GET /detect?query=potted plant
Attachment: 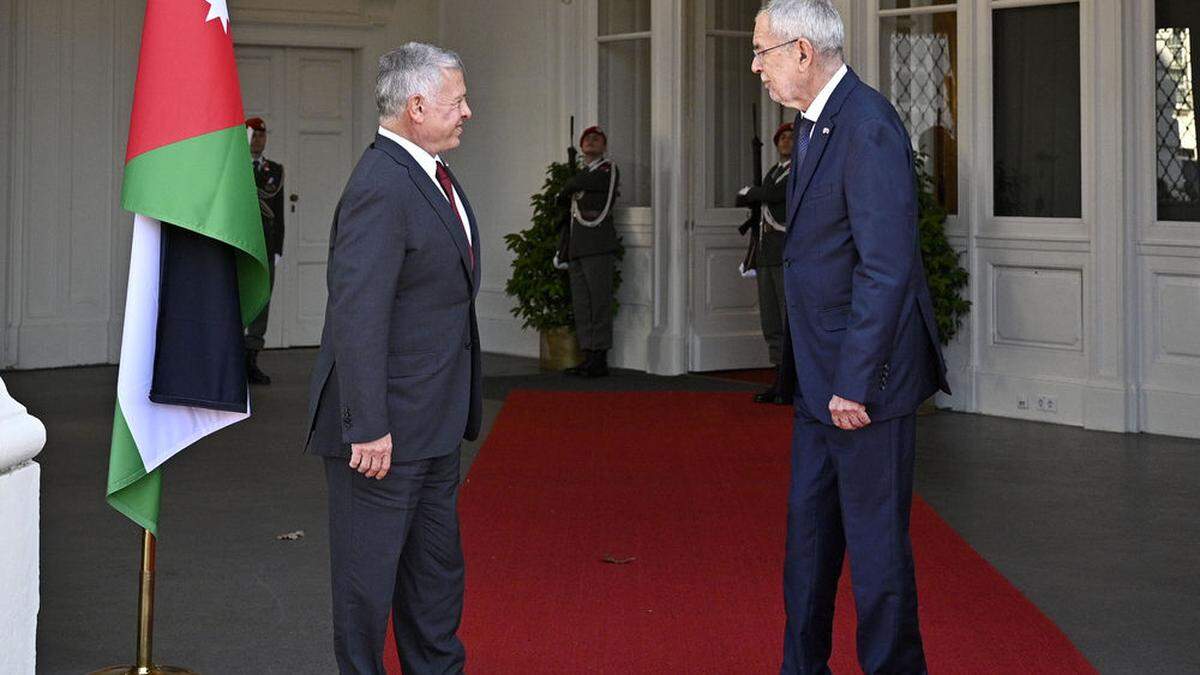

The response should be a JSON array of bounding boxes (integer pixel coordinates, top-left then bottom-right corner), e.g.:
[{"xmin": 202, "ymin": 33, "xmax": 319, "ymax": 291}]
[
  {"xmin": 504, "ymin": 160, "xmax": 581, "ymax": 370},
  {"xmin": 914, "ymin": 153, "xmax": 971, "ymax": 345},
  {"xmin": 914, "ymin": 152, "xmax": 971, "ymax": 412},
  {"xmin": 505, "ymin": 159, "xmax": 625, "ymax": 370}
]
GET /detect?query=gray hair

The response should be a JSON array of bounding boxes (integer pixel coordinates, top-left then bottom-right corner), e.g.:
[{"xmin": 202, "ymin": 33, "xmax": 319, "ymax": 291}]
[
  {"xmin": 376, "ymin": 42, "xmax": 465, "ymax": 121},
  {"xmin": 758, "ymin": 0, "xmax": 844, "ymax": 58}
]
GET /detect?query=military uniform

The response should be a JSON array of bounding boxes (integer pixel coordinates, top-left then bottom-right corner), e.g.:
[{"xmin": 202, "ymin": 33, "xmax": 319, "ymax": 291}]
[
  {"xmin": 245, "ymin": 154, "xmax": 285, "ymax": 359},
  {"xmin": 558, "ymin": 154, "xmax": 620, "ymax": 375},
  {"xmin": 739, "ymin": 157, "xmax": 791, "ymax": 365}
]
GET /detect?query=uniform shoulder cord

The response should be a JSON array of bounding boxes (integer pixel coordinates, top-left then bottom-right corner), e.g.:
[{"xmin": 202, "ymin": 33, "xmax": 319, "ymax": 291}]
[{"xmin": 570, "ymin": 159, "xmax": 618, "ymax": 229}]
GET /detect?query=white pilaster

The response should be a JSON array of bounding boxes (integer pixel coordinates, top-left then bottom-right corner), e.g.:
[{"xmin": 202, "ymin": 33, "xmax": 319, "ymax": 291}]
[{"xmin": 0, "ymin": 376, "xmax": 46, "ymax": 675}]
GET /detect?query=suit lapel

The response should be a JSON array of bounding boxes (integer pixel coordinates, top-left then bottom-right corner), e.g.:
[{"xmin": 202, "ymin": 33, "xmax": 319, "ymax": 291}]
[
  {"xmin": 786, "ymin": 122, "xmax": 834, "ymax": 226},
  {"xmin": 786, "ymin": 68, "xmax": 862, "ymax": 229},
  {"xmin": 372, "ymin": 135, "xmax": 475, "ymax": 286}
]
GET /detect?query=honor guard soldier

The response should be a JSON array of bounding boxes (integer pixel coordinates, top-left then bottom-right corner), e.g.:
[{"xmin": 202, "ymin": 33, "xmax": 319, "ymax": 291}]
[
  {"xmin": 245, "ymin": 116, "xmax": 285, "ymax": 385},
  {"xmin": 558, "ymin": 125, "xmax": 621, "ymax": 378},
  {"xmin": 737, "ymin": 121, "xmax": 794, "ymax": 403}
]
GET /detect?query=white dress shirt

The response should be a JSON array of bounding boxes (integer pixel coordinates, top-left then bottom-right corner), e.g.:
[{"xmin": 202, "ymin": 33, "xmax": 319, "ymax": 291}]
[
  {"xmin": 801, "ymin": 63, "xmax": 849, "ymax": 137},
  {"xmin": 377, "ymin": 126, "xmax": 472, "ymax": 245}
]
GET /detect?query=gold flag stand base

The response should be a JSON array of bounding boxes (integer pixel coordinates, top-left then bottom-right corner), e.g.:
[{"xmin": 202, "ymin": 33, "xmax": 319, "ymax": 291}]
[
  {"xmin": 90, "ymin": 530, "xmax": 198, "ymax": 675},
  {"xmin": 90, "ymin": 662, "xmax": 195, "ymax": 667}
]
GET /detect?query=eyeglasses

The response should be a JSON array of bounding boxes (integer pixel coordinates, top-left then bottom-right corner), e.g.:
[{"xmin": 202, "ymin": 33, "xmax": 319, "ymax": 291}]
[{"xmin": 752, "ymin": 38, "xmax": 798, "ymax": 62}]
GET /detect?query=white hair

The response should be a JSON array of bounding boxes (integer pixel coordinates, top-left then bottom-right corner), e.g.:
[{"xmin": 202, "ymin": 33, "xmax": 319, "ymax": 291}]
[
  {"xmin": 758, "ymin": 0, "xmax": 845, "ymax": 58},
  {"xmin": 376, "ymin": 42, "xmax": 464, "ymax": 121}
]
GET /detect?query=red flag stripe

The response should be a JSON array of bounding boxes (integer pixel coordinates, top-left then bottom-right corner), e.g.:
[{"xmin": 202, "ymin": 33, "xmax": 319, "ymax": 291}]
[{"xmin": 125, "ymin": 0, "xmax": 246, "ymax": 163}]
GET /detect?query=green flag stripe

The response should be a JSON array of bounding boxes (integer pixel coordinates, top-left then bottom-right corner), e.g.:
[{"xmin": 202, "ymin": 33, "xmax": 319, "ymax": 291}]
[
  {"xmin": 106, "ymin": 403, "xmax": 162, "ymax": 535},
  {"xmin": 122, "ymin": 124, "xmax": 270, "ymax": 326}
]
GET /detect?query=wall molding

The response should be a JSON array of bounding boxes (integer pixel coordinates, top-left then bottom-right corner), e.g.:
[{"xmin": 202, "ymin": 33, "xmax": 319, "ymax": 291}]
[
  {"xmin": 230, "ymin": 1, "xmax": 395, "ymax": 29},
  {"xmin": 0, "ymin": 0, "xmax": 13, "ymax": 366}
]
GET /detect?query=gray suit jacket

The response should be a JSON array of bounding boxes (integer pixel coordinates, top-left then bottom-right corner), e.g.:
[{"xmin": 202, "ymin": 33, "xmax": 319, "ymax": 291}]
[{"xmin": 305, "ymin": 134, "xmax": 482, "ymax": 462}]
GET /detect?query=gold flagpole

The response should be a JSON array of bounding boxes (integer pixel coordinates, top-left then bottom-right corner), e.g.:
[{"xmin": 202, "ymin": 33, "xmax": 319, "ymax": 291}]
[{"xmin": 91, "ymin": 530, "xmax": 196, "ymax": 675}]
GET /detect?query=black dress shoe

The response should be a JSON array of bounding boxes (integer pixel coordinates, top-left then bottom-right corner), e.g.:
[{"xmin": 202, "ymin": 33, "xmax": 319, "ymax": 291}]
[
  {"xmin": 753, "ymin": 387, "xmax": 778, "ymax": 404},
  {"xmin": 583, "ymin": 350, "xmax": 609, "ymax": 378},
  {"xmin": 564, "ymin": 350, "xmax": 592, "ymax": 376},
  {"xmin": 246, "ymin": 352, "xmax": 271, "ymax": 385}
]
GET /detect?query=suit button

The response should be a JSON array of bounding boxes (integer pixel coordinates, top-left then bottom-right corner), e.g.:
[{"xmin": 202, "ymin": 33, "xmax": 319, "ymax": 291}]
[{"xmin": 784, "ymin": 259, "xmax": 792, "ymax": 268}]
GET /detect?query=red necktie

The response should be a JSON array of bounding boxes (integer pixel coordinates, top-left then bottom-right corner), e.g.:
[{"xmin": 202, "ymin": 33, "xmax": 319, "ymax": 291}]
[{"xmin": 435, "ymin": 161, "xmax": 473, "ymax": 269}]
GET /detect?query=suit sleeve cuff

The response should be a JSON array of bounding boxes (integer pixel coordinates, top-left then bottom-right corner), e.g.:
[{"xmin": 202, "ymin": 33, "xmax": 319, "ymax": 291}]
[
  {"xmin": 338, "ymin": 405, "xmax": 389, "ymax": 445},
  {"xmin": 832, "ymin": 373, "xmax": 872, "ymax": 407}
]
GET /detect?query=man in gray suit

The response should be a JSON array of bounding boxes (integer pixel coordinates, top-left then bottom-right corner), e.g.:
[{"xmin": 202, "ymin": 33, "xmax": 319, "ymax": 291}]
[{"xmin": 305, "ymin": 43, "xmax": 480, "ymax": 675}]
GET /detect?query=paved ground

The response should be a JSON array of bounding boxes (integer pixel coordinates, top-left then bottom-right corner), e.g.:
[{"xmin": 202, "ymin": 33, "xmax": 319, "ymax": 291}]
[{"xmin": 6, "ymin": 348, "xmax": 1198, "ymax": 673}]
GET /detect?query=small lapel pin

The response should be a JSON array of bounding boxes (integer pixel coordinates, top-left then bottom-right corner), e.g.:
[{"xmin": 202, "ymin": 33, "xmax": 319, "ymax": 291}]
[{"xmin": 822, "ymin": 127, "xmax": 831, "ymax": 135}]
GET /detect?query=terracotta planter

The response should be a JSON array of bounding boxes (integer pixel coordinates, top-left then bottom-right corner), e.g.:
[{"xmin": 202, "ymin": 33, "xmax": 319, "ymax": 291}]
[
  {"xmin": 917, "ymin": 396, "xmax": 938, "ymax": 416},
  {"xmin": 539, "ymin": 326, "xmax": 582, "ymax": 371}
]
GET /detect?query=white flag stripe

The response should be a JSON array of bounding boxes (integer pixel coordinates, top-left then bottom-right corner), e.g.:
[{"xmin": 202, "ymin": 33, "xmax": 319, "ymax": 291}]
[{"xmin": 116, "ymin": 213, "xmax": 249, "ymax": 473}]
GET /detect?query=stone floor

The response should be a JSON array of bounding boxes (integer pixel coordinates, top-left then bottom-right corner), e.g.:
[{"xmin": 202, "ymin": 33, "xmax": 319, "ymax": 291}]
[{"xmin": 5, "ymin": 348, "xmax": 1197, "ymax": 674}]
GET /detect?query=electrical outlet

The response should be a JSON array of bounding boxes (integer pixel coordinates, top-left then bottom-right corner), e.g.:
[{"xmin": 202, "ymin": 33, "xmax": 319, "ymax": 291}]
[
  {"xmin": 1036, "ymin": 396, "xmax": 1046, "ymax": 411},
  {"xmin": 1044, "ymin": 397, "xmax": 1057, "ymax": 413},
  {"xmin": 1017, "ymin": 396, "xmax": 1028, "ymax": 410}
]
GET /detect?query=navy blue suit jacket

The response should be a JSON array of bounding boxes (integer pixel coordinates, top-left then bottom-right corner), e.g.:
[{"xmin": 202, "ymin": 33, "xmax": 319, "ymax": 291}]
[
  {"xmin": 784, "ymin": 68, "xmax": 949, "ymax": 426},
  {"xmin": 305, "ymin": 134, "xmax": 483, "ymax": 462}
]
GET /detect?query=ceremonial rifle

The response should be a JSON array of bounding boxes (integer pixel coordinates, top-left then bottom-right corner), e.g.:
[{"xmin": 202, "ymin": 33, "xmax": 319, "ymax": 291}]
[
  {"xmin": 738, "ymin": 105, "xmax": 764, "ymax": 236},
  {"xmin": 738, "ymin": 105, "xmax": 763, "ymax": 273}
]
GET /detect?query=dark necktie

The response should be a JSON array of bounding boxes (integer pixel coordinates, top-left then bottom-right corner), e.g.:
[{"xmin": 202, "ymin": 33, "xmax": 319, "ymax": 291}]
[
  {"xmin": 435, "ymin": 161, "xmax": 473, "ymax": 269},
  {"xmin": 793, "ymin": 117, "xmax": 816, "ymax": 170}
]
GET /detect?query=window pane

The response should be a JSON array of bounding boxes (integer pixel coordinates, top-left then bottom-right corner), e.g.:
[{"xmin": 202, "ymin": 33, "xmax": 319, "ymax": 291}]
[
  {"xmin": 599, "ymin": 39, "xmax": 652, "ymax": 207},
  {"xmin": 708, "ymin": 35, "xmax": 761, "ymax": 208},
  {"xmin": 992, "ymin": 4, "xmax": 1081, "ymax": 218},
  {"xmin": 880, "ymin": 1, "xmax": 955, "ymax": 9},
  {"xmin": 880, "ymin": 11, "xmax": 958, "ymax": 213},
  {"xmin": 598, "ymin": 0, "xmax": 651, "ymax": 36},
  {"xmin": 707, "ymin": 0, "xmax": 758, "ymax": 32},
  {"xmin": 1156, "ymin": 0, "xmax": 1200, "ymax": 221}
]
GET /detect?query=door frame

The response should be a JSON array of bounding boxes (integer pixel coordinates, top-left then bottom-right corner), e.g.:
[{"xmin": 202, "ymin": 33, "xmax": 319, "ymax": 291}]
[
  {"xmin": 685, "ymin": 0, "xmax": 786, "ymax": 372},
  {"xmin": 233, "ymin": 23, "xmax": 367, "ymax": 349},
  {"xmin": 859, "ymin": 0, "xmax": 1133, "ymax": 430},
  {"xmin": 1130, "ymin": 0, "xmax": 1200, "ymax": 437}
]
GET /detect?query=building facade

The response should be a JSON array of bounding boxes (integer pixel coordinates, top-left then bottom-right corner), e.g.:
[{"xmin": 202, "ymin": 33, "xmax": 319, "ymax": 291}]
[{"xmin": 1, "ymin": 0, "xmax": 1196, "ymax": 437}]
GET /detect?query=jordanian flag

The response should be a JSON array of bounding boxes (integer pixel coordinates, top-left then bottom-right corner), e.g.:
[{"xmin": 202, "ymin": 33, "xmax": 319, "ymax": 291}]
[{"xmin": 107, "ymin": 0, "xmax": 269, "ymax": 534}]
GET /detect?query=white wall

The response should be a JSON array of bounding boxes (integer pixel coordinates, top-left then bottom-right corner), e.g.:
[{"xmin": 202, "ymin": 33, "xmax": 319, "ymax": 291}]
[
  {"xmin": 0, "ymin": 0, "xmax": 440, "ymax": 369},
  {"xmin": 1, "ymin": 0, "xmax": 12, "ymax": 364},
  {"xmin": 437, "ymin": 0, "xmax": 565, "ymax": 358},
  {"xmin": 3, "ymin": 0, "xmax": 131, "ymax": 368}
]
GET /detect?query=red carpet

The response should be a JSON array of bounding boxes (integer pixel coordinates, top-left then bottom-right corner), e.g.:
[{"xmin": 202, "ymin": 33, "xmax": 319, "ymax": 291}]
[{"xmin": 386, "ymin": 391, "xmax": 1095, "ymax": 673}]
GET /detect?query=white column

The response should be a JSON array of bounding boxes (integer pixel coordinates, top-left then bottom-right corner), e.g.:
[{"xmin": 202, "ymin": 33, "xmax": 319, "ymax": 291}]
[
  {"xmin": 645, "ymin": 0, "xmax": 688, "ymax": 375},
  {"xmin": 0, "ymin": 376, "xmax": 46, "ymax": 675}
]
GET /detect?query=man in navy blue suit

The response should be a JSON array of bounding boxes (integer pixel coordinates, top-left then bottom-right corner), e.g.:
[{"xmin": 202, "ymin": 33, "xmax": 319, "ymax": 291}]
[{"xmin": 752, "ymin": 2, "xmax": 950, "ymax": 673}]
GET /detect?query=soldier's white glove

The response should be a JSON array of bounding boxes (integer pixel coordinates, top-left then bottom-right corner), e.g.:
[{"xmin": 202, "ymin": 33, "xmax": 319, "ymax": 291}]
[
  {"xmin": 739, "ymin": 262, "xmax": 756, "ymax": 279},
  {"xmin": 553, "ymin": 253, "xmax": 569, "ymax": 270}
]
